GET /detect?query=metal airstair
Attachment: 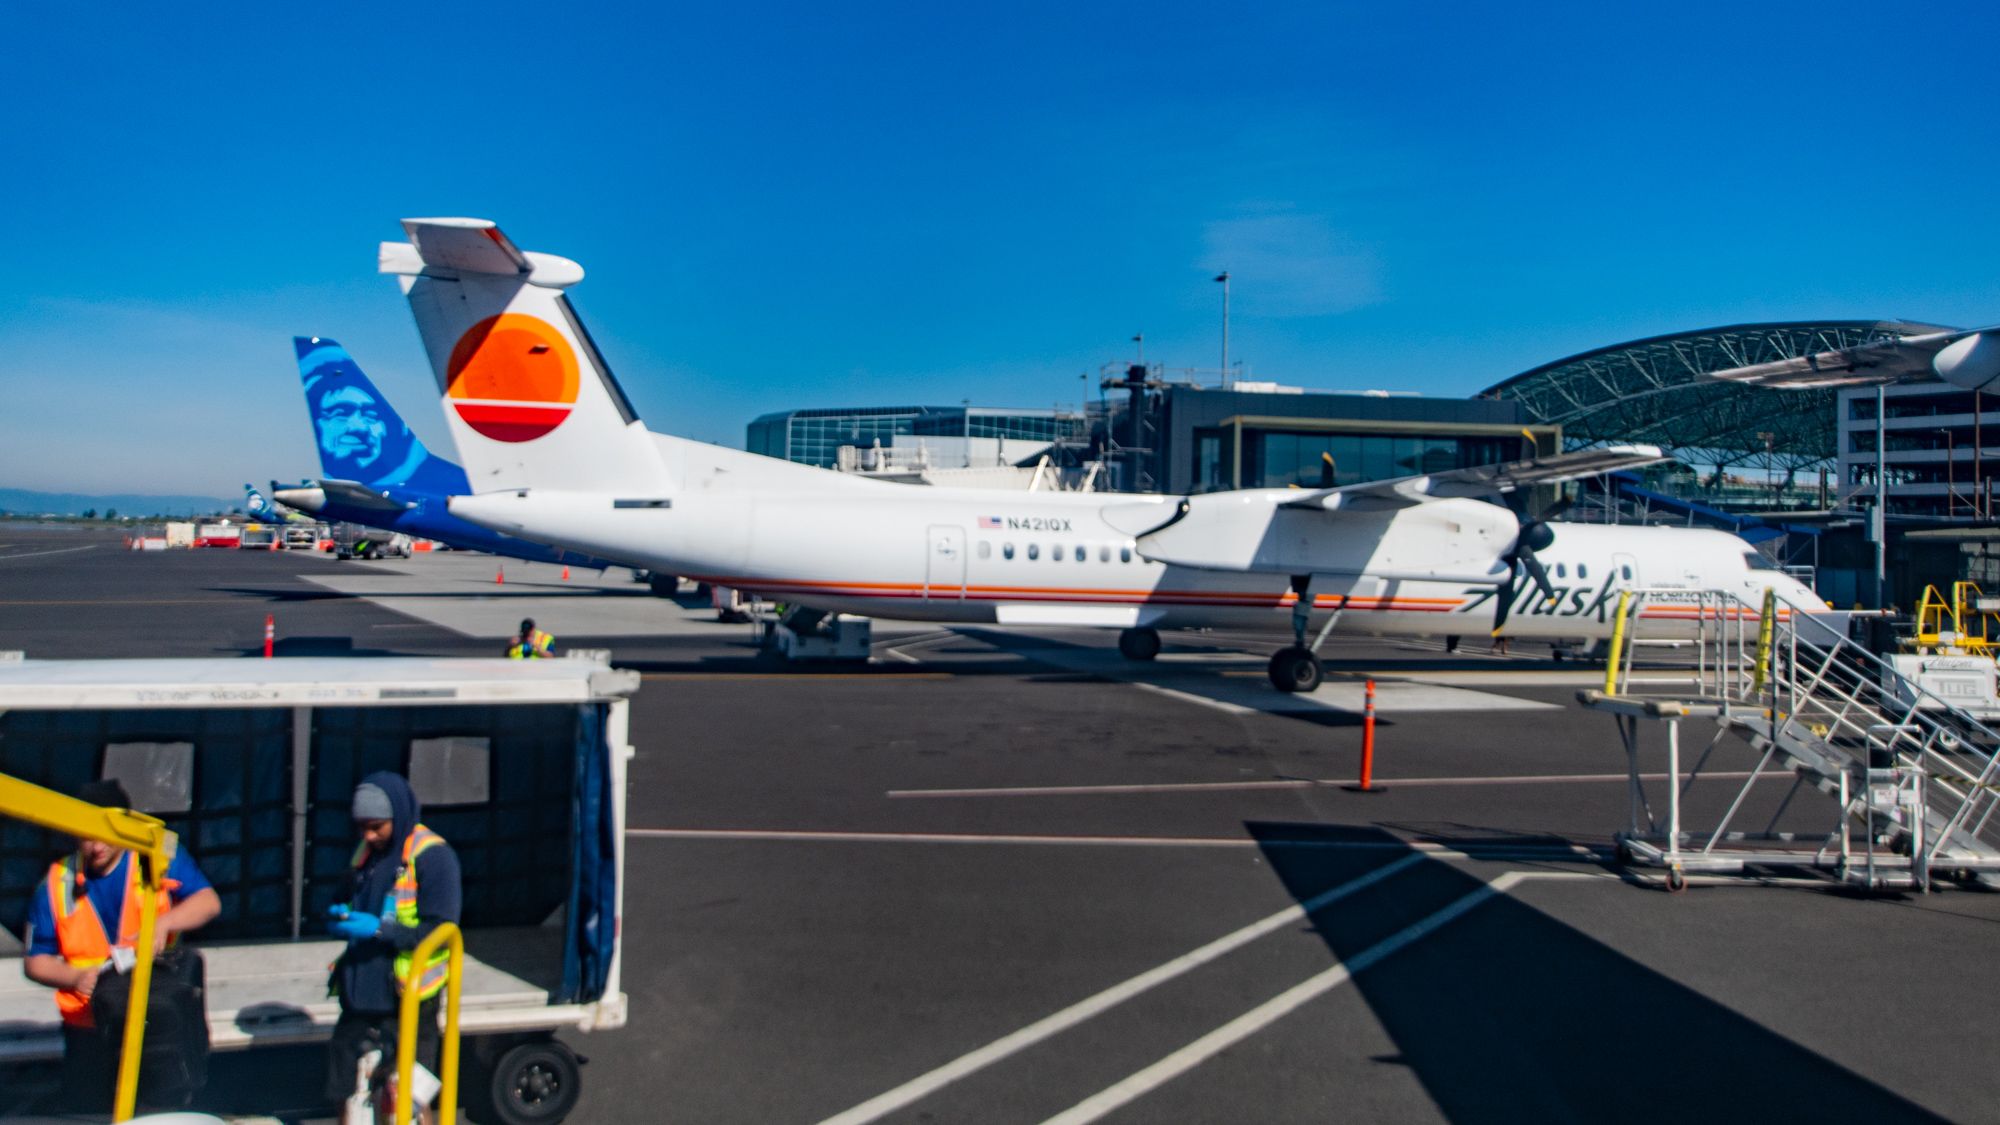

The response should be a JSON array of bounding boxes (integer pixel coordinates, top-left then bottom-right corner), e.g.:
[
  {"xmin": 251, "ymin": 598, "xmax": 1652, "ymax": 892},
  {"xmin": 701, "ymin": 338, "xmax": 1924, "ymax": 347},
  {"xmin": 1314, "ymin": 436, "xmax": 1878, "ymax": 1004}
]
[{"xmin": 1580, "ymin": 588, "xmax": 2000, "ymax": 891}]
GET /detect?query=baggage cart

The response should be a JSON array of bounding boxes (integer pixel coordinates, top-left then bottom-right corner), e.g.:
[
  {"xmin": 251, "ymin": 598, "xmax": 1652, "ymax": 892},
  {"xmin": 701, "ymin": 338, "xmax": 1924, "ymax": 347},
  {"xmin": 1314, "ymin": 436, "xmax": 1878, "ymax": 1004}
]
[{"xmin": 0, "ymin": 657, "xmax": 637, "ymax": 1124}]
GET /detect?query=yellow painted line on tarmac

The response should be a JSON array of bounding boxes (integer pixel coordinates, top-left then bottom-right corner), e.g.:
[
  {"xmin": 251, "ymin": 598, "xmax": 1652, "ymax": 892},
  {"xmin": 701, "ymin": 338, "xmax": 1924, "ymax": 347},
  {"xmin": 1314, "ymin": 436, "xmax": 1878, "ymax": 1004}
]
[{"xmin": 638, "ymin": 671, "xmax": 954, "ymax": 681}]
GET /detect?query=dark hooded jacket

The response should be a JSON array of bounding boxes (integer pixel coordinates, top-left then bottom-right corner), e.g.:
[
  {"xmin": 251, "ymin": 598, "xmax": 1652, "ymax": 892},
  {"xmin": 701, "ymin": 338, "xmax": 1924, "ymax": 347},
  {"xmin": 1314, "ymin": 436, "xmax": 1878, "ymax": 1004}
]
[{"xmin": 333, "ymin": 771, "xmax": 463, "ymax": 1014}]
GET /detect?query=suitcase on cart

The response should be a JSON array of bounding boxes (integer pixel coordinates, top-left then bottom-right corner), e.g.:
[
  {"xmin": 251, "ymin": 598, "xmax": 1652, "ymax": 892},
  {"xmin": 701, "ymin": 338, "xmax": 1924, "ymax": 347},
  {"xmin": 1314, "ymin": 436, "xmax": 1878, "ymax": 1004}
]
[{"xmin": 91, "ymin": 945, "xmax": 210, "ymax": 1108}]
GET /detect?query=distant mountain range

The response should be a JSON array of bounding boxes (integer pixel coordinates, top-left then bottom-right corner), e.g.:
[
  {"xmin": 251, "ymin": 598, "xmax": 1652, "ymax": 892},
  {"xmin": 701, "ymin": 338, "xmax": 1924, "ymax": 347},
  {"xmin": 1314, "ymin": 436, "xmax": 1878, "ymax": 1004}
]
[{"xmin": 0, "ymin": 488, "xmax": 237, "ymax": 518}]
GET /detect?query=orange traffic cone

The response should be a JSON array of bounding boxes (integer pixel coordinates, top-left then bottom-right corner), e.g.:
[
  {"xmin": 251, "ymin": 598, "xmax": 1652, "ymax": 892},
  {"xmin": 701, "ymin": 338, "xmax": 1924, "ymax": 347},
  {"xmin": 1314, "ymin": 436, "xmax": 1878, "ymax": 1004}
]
[{"xmin": 561, "ymin": 566, "xmax": 570, "ymax": 581}]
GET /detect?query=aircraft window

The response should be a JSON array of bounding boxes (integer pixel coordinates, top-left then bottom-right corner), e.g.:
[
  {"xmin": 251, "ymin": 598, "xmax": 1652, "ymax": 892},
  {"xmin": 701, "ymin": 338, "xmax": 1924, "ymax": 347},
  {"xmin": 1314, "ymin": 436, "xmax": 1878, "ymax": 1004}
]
[
  {"xmin": 1555, "ymin": 563, "xmax": 1567, "ymax": 579},
  {"xmin": 1028, "ymin": 544, "xmax": 1040, "ymax": 560},
  {"xmin": 1578, "ymin": 563, "xmax": 1588, "ymax": 579},
  {"xmin": 1003, "ymin": 543, "xmax": 1015, "ymax": 560},
  {"xmin": 1621, "ymin": 565, "xmax": 1633, "ymax": 580},
  {"xmin": 1744, "ymin": 551, "xmax": 1779, "ymax": 571},
  {"xmin": 1120, "ymin": 546, "xmax": 1132, "ymax": 563},
  {"xmin": 1053, "ymin": 543, "xmax": 1063, "ymax": 563},
  {"xmin": 1099, "ymin": 545, "xmax": 1110, "ymax": 562},
  {"xmin": 1074, "ymin": 545, "xmax": 1086, "ymax": 562}
]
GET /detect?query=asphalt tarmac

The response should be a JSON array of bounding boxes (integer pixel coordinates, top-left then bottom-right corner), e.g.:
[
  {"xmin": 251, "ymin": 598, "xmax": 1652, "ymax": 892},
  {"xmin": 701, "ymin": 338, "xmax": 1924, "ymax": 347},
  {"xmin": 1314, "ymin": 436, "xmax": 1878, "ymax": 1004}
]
[{"xmin": 3, "ymin": 525, "xmax": 1997, "ymax": 1123}]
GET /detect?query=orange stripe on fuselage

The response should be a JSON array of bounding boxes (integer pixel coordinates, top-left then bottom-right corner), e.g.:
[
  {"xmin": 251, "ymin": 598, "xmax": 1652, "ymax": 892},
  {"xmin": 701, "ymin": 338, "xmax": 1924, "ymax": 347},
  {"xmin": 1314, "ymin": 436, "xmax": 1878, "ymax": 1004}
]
[{"xmin": 682, "ymin": 574, "xmax": 1468, "ymax": 611}]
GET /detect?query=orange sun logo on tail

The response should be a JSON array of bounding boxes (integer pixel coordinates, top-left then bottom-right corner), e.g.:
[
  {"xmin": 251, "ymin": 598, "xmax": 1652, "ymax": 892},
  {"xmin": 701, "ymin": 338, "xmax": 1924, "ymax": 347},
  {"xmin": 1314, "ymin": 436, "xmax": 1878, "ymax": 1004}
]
[{"xmin": 445, "ymin": 314, "xmax": 581, "ymax": 442}]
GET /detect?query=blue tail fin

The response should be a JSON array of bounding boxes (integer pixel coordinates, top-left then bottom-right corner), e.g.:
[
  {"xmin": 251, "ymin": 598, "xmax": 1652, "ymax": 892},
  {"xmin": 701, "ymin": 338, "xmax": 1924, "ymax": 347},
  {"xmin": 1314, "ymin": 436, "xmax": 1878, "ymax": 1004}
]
[
  {"xmin": 244, "ymin": 483, "xmax": 275, "ymax": 520},
  {"xmin": 294, "ymin": 337, "xmax": 467, "ymax": 494}
]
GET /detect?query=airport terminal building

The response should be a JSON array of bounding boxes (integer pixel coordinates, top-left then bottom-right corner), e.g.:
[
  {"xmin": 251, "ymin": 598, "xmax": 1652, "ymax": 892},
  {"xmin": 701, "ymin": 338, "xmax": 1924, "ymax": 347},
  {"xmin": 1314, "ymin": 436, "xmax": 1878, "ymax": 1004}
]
[
  {"xmin": 1089, "ymin": 376, "xmax": 1552, "ymax": 494},
  {"xmin": 746, "ymin": 405, "xmax": 1081, "ymax": 468}
]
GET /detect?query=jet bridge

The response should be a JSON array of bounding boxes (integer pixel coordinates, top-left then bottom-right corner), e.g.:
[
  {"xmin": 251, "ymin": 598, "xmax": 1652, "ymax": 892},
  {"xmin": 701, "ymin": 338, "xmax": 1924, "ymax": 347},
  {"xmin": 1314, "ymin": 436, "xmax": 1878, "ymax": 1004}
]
[{"xmin": 1580, "ymin": 590, "xmax": 2000, "ymax": 892}]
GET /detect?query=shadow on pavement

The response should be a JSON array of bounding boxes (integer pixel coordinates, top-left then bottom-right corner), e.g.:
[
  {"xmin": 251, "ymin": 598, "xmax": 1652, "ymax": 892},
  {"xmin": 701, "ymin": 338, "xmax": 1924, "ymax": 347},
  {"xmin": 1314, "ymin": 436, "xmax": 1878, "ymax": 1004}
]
[{"xmin": 1246, "ymin": 821, "xmax": 1945, "ymax": 1123}]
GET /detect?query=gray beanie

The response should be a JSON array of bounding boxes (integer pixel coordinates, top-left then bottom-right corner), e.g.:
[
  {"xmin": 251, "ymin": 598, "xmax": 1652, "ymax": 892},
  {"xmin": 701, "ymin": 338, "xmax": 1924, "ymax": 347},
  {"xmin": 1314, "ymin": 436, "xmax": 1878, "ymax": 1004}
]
[{"xmin": 351, "ymin": 782, "xmax": 393, "ymax": 822}]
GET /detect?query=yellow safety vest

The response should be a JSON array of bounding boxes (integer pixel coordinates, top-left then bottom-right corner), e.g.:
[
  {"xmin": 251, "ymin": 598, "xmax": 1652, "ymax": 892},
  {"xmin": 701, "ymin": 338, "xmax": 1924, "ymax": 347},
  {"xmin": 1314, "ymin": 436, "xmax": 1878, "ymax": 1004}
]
[
  {"xmin": 507, "ymin": 629, "xmax": 555, "ymax": 659},
  {"xmin": 350, "ymin": 825, "xmax": 452, "ymax": 1000}
]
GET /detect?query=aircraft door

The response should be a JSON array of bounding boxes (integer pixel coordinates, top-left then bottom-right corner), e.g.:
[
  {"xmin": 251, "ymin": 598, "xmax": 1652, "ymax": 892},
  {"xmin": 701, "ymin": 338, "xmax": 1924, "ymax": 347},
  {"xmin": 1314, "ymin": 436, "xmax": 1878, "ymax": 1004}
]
[
  {"xmin": 926, "ymin": 525, "xmax": 967, "ymax": 600},
  {"xmin": 1611, "ymin": 552, "xmax": 1640, "ymax": 589}
]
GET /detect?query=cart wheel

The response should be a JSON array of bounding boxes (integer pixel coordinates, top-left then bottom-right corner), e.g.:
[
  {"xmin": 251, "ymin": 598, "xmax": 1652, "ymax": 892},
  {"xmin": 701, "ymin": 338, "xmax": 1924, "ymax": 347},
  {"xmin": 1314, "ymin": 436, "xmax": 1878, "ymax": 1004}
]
[
  {"xmin": 486, "ymin": 1038, "xmax": 583, "ymax": 1124},
  {"xmin": 1665, "ymin": 868, "xmax": 1688, "ymax": 894}
]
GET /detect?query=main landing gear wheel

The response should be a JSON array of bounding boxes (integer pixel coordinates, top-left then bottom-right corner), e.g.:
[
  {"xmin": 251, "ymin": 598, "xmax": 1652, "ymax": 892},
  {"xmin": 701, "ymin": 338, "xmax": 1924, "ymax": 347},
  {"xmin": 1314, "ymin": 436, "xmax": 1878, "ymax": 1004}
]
[
  {"xmin": 1118, "ymin": 627, "xmax": 1162, "ymax": 661},
  {"xmin": 1268, "ymin": 646, "xmax": 1323, "ymax": 693}
]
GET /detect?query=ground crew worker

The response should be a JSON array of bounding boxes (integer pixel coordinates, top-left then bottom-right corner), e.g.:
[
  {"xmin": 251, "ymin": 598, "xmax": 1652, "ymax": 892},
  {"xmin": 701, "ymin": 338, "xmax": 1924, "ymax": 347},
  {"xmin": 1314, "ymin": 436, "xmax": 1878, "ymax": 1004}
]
[
  {"xmin": 21, "ymin": 779, "xmax": 221, "ymax": 1111},
  {"xmin": 325, "ymin": 772, "xmax": 462, "ymax": 1121},
  {"xmin": 506, "ymin": 617, "xmax": 555, "ymax": 659}
]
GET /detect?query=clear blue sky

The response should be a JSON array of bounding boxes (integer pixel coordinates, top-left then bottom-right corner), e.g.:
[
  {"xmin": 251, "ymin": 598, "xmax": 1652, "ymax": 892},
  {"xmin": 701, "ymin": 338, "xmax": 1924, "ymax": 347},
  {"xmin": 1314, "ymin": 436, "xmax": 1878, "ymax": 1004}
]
[{"xmin": 6, "ymin": 1, "xmax": 2000, "ymax": 495}]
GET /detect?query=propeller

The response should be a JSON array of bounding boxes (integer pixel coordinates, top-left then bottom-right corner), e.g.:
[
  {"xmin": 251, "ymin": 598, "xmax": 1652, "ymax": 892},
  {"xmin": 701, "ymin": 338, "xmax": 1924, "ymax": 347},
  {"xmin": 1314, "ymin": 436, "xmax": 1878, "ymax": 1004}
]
[
  {"xmin": 1491, "ymin": 495, "xmax": 1571, "ymax": 636},
  {"xmin": 1319, "ymin": 452, "xmax": 1336, "ymax": 489}
]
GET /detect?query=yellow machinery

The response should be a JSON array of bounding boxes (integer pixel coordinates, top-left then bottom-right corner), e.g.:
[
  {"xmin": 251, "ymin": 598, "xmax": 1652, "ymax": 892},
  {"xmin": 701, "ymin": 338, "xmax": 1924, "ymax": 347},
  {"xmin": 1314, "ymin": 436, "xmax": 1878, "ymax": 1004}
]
[
  {"xmin": 395, "ymin": 923, "xmax": 466, "ymax": 1125},
  {"xmin": 0, "ymin": 773, "xmax": 176, "ymax": 1122},
  {"xmin": 1914, "ymin": 581, "xmax": 2000, "ymax": 655}
]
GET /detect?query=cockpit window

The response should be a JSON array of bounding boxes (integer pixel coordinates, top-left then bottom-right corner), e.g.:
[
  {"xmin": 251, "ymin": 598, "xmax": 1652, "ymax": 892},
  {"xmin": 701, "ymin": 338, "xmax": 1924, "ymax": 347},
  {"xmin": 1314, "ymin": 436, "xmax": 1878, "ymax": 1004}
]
[{"xmin": 1743, "ymin": 551, "xmax": 1779, "ymax": 571}]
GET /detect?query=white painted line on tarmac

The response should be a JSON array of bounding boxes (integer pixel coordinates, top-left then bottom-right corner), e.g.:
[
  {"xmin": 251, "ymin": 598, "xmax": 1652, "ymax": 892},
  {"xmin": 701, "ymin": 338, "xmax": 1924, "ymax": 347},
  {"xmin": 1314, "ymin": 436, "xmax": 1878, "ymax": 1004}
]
[
  {"xmin": 0, "ymin": 545, "xmax": 97, "ymax": 561},
  {"xmin": 888, "ymin": 770, "xmax": 1766, "ymax": 799},
  {"xmin": 626, "ymin": 826, "xmax": 1596, "ymax": 861},
  {"xmin": 814, "ymin": 852, "xmax": 1431, "ymax": 1125},
  {"xmin": 1129, "ymin": 681, "xmax": 1256, "ymax": 715},
  {"xmin": 1037, "ymin": 870, "xmax": 1608, "ymax": 1125}
]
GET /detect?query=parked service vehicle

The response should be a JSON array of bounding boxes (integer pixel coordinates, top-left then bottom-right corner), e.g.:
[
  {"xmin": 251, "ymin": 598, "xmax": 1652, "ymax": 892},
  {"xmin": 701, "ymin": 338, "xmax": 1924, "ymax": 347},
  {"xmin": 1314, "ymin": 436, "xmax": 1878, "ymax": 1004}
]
[
  {"xmin": 0, "ymin": 657, "xmax": 636, "ymax": 1125},
  {"xmin": 334, "ymin": 527, "xmax": 412, "ymax": 560}
]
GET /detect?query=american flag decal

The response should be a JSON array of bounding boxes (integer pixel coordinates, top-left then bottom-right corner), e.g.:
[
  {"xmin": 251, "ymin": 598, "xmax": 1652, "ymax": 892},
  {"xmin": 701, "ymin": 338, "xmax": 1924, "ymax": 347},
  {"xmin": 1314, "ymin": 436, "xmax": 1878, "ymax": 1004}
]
[{"xmin": 978, "ymin": 516, "xmax": 1003, "ymax": 529}]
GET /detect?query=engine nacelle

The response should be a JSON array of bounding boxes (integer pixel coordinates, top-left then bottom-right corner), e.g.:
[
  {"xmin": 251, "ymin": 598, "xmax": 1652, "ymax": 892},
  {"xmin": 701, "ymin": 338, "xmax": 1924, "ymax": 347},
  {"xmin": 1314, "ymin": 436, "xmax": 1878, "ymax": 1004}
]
[{"xmin": 1935, "ymin": 331, "xmax": 2000, "ymax": 392}]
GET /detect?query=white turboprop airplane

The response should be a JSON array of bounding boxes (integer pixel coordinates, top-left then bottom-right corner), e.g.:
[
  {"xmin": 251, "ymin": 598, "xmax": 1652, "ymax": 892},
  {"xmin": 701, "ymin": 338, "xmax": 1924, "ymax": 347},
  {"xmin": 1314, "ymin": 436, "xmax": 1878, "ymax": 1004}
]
[{"xmin": 375, "ymin": 217, "xmax": 1829, "ymax": 692}]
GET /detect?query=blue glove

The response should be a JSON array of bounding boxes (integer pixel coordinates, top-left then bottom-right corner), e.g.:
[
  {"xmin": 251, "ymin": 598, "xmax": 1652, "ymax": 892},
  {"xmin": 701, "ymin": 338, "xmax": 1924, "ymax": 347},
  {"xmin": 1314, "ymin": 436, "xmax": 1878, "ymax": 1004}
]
[{"xmin": 328, "ymin": 912, "xmax": 380, "ymax": 941}]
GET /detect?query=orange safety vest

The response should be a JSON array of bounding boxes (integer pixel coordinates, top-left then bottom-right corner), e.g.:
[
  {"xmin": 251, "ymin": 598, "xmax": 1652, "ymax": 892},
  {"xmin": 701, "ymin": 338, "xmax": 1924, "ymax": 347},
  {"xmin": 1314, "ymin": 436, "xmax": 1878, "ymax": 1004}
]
[
  {"xmin": 44, "ymin": 853, "xmax": 179, "ymax": 1028},
  {"xmin": 349, "ymin": 824, "xmax": 452, "ymax": 1000}
]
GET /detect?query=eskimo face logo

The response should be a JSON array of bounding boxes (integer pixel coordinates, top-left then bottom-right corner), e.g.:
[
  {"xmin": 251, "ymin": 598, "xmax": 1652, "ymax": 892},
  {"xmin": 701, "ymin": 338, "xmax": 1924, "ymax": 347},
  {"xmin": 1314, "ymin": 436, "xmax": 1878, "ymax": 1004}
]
[{"xmin": 445, "ymin": 314, "xmax": 581, "ymax": 442}]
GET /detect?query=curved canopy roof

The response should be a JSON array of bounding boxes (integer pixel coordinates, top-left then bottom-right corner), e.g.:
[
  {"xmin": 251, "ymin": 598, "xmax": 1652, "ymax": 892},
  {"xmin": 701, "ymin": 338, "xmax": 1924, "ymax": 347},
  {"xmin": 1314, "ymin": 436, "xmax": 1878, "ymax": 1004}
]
[{"xmin": 1481, "ymin": 321, "xmax": 1951, "ymax": 470}]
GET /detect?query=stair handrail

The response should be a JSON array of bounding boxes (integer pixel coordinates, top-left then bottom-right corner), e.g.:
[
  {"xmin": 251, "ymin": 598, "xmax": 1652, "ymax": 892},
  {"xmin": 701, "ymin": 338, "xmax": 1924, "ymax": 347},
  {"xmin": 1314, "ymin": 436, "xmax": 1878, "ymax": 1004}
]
[{"xmin": 1607, "ymin": 587, "xmax": 2000, "ymax": 871}]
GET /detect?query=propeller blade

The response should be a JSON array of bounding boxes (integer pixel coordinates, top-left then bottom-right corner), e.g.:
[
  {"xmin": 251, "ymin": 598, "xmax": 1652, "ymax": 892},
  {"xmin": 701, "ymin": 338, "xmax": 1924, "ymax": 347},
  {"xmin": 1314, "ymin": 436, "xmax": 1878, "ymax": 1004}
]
[
  {"xmin": 1535, "ymin": 495, "xmax": 1574, "ymax": 523},
  {"xmin": 1520, "ymin": 552, "xmax": 1556, "ymax": 604},
  {"xmin": 1319, "ymin": 452, "xmax": 1335, "ymax": 489},
  {"xmin": 1491, "ymin": 565, "xmax": 1518, "ymax": 635}
]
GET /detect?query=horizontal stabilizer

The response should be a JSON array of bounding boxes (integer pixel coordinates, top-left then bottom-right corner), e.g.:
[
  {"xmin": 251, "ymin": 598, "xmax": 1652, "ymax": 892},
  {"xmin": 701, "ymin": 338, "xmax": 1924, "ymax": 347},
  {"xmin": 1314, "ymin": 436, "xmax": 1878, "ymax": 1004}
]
[
  {"xmin": 273, "ymin": 479, "xmax": 411, "ymax": 515},
  {"xmin": 1279, "ymin": 444, "xmax": 1668, "ymax": 511},
  {"xmin": 380, "ymin": 218, "xmax": 585, "ymax": 289}
]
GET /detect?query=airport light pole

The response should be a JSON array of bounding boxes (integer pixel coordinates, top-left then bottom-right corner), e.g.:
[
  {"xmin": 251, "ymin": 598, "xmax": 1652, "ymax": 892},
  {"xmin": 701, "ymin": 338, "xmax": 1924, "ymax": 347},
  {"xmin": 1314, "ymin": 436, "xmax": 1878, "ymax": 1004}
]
[
  {"xmin": 1938, "ymin": 427, "xmax": 1958, "ymax": 518},
  {"xmin": 1875, "ymin": 385, "xmax": 1887, "ymax": 605},
  {"xmin": 1214, "ymin": 271, "xmax": 1230, "ymax": 387}
]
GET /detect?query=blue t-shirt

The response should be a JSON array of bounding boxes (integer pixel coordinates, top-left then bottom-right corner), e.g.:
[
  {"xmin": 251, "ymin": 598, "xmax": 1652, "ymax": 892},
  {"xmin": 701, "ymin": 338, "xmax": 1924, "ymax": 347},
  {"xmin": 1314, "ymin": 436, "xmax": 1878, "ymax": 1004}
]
[{"xmin": 24, "ymin": 849, "xmax": 212, "ymax": 958}]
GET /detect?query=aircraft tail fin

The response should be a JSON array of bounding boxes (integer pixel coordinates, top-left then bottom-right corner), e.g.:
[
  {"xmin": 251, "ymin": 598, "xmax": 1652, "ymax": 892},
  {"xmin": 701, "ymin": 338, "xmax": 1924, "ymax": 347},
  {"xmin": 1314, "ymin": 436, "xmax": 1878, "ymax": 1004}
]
[
  {"xmin": 380, "ymin": 218, "xmax": 667, "ymax": 494},
  {"xmin": 294, "ymin": 337, "xmax": 467, "ymax": 495},
  {"xmin": 244, "ymin": 483, "xmax": 276, "ymax": 520}
]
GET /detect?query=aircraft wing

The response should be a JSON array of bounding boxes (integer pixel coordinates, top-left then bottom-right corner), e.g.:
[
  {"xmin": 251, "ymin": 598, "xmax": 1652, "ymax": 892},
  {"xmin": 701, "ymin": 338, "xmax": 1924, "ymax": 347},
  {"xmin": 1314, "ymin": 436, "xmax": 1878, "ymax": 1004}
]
[
  {"xmin": 1276, "ymin": 444, "xmax": 1669, "ymax": 512},
  {"xmin": 1702, "ymin": 325, "xmax": 1997, "ymax": 390}
]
